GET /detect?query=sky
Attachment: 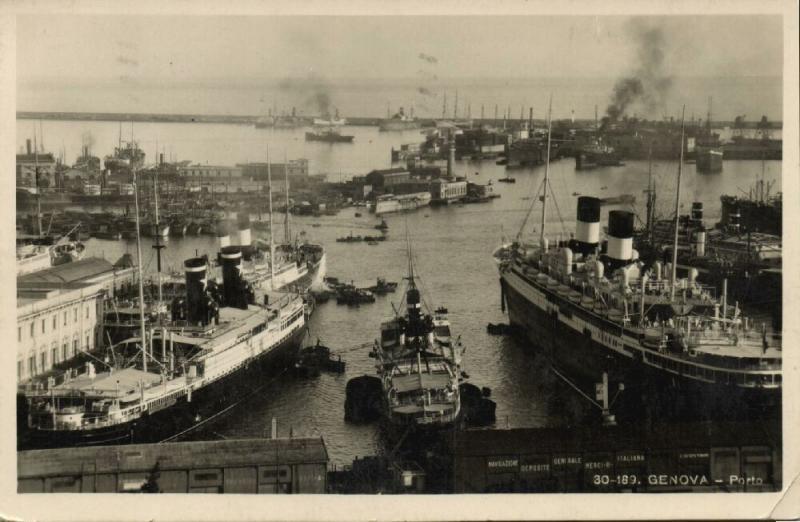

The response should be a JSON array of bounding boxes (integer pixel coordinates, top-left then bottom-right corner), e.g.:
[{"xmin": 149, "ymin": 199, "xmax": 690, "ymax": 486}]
[{"xmin": 17, "ymin": 15, "xmax": 783, "ymax": 86}]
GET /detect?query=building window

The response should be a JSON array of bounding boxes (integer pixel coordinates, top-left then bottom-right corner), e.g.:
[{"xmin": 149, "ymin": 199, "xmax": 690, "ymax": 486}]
[
  {"xmin": 17, "ymin": 361, "xmax": 23, "ymax": 380},
  {"xmin": 64, "ymin": 311, "xmax": 67, "ymax": 326},
  {"xmin": 18, "ymin": 326, "xmax": 21, "ymax": 342},
  {"xmin": 30, "ymin": 322, "xmax": 35, "ymax": 338},
  {"xmin": 86, "ymin": 306, "xmax": 89, "ymax": 319},
  {"xmin": 63, "ymin": 342, "xmax": 68, "ymax": 361},
  {"xmin": 40, "ymin": 351, "xmax": 47, "ymax": 371},
  {"xmin": 53, "ymin": 315, "xmax": 57, "ymax": 329},
  {"xmin": 28, "ymin": 356, "xmax": 36, "ymax": 377},
  {"xmin": 74, "ymin": 308, "xmax": 78, "ymax": 322},
  {"xmin": 42, "ymin": 319, "xmax": 46, "ymax": 334},
  {"xmin": 73, "ymin": 339, "xmax": 79, "ymax": 356},
  {"xmin": 52, "ymin": 347, "xmax": 58, "ymax": 365}
]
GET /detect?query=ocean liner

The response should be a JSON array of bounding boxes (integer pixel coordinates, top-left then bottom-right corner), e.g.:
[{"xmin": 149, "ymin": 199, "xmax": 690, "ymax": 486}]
[
  {"xmin": 19, "ymin": 169, "xmax": 306, "ymax": 450},
  {"xmin": 495, "ymin": 106, "xmax": 781, "ymax": 420},
  {"xmin": 371, "ymin": 253, "xmax": 461, "ymax": 429}
]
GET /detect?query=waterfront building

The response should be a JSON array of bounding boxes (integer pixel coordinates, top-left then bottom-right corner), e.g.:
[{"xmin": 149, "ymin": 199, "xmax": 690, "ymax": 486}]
[
  {"xmin": 431, "ymin": 179, "xmax": 468, "ymax": 203},
  {"xmin": 16, "ymin": 140, "xmax": 57, "ymax": 189},
  {"xmin": 365, "ymin": 168, "xmax": 411, "ymax": 191},
  {"xmin": 17, "ymin": 282, "xmax": 104, "ymax": 383},
  {"xmin": 238, "ymin": 159, "xmax": 309, "ymax": 180},
  {"xmin": 16, "ymin": 257, "xmax": 138, "ymax": 383}
]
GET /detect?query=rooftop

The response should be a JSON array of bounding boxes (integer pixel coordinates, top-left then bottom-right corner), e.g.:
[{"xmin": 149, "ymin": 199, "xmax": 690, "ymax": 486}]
[{"xmin": 17, "ymin": 257, "xmax": 116, "ymax": 286}]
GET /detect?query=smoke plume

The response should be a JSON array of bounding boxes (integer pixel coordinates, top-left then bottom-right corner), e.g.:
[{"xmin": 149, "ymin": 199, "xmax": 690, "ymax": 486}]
[
  {"xmin": 606, "ymin": 23, "xmax": 673, "ymax": 121},
  {"xmin": 278, "ymin": 73, "xmax": 334, "ymax": 116}
]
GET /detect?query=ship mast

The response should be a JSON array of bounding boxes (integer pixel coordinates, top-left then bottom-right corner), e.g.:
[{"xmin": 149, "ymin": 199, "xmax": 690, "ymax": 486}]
[
  {"xmin": 646, "ymin": 141, "xmax": 654, "ymax": 243},
  {"xmin": 284, "ymin": 151, "xmax": 290, "ymax": 244},
  {"xmin": 267, "ymin": 145, "xmax": 276, "ymax": 290},
  {"xmin": 132, "ymin": 166, "xmax": 149, "ymax": 372},
  {"xmin": 539, "ymin": 95, "xmax": 553, "ymax": 245},
  {"xmin": 34, "ymin": 129, "xmax": 42, "ymax": 237},
  {"xmin": 669, "ymin": 106, "xmax": 686, "ymax": 300},
  {"xmin": 152, "ymin": 140, "xmax": 164, "ymax": 314}
]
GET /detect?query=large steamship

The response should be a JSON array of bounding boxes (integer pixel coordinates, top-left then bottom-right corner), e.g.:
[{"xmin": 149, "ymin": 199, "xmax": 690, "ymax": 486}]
[
  {"xmin": 495, "ymin": 108, "xmax": 781, "ymax": 421},
  {"xmin": 19, "ymin": 248, "xmax": 306, "ymax": 450}
]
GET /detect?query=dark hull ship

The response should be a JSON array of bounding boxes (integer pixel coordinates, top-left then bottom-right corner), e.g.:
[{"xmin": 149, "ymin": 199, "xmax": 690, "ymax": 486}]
[{"xmin": 495, "ymin": 109, "xmax": 781, "ymax": 423}]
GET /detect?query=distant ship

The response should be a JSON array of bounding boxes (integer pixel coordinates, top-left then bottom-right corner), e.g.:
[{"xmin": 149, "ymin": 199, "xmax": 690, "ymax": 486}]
[
  {"xmin": 575, "ymin": 140, "xmax": 622, "ymax": 170},
  {"xmin": 313, "ymin": 108, "xmax": 347, "ymax": 127},
  {"xmin": 104, "ymin": 138, "xmax": 145, "ymax": 173},
  {"xmin": 379, "ymin": 107, "xmax": 420, "ymax": 131},
  {"xmin": 695, "ymin": 146, "xmax": 723, "ymax": 173},
  {"xmin": 305, "ymin": 128, "xmax": 354, "ymax": 143}
]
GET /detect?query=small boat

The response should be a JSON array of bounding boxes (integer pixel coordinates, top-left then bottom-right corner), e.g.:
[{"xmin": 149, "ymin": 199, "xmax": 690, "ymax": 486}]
[
  {"xmin": 367, "ymin": 240, "xmax": 379, "ymax": 246},
  {"xmin": 293, "ymin": 342, "xmax": 346, "ymax": 378},
  {"xmin": 355, "ymin": 212, "xmax": 362, "ymax": 218},
  {"xmin": 498, "ymin": 177, "xmax": 516, "ymax": 183},
  {"xmin": 336, "ymin": 233, "xmax": 363, "ymax": 243},
  {"xmin": 368, "ymin": 277, "xmax": 397, "ymax": 295},
  {"xmin": 336, "ymin": 285, "xmax": 376, "ymax": 305}
]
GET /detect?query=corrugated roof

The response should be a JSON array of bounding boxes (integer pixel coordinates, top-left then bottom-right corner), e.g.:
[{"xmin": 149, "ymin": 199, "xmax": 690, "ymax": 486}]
[
  {"xmin": 19, "ymin": 437, "xmax": 328, "ymax": 477},
  {"xmin": 17, "ymin": 257, "xmax": 115, "ymax": 285}
]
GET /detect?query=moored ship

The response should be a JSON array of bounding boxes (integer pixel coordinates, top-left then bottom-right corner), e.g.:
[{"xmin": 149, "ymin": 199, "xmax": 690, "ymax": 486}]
[
  {"xmin": 371, "ymin": 260, "xmax": 461, "ymax": 430},
  {"xmin": 495, "ymin": 108, "xmax": 781, "ymax": 422},
  {"xmin": 18, "ymin": 167, "xmax": 307, "ymax": 450}
]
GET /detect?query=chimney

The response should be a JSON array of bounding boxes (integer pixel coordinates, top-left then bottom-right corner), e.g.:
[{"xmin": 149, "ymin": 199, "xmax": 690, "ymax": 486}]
[
  {"xmin": 216, "ymin": 220, "xmax": 231, "ymax": 248},
  {"xmin": 220, "ymin": 246, "xmax": 247, "ymax": 309},
  {"xmin": 606, "ymin": 210, "xmax": 635, "ymax": 270},
  {"xmin": 570, "ymin": 196, "xmax": 601, "ymax": 255},
  {"xmin": 26, "ymin": 139, "xmax": 32, "ymax": 155},
  {"xmin": 236, "ymin": 213, "xmax": 251, "ymax": 247},
  {"xmin": 184, "ymin": 258, "xmax": 210, "ymax": 326},
  {"xmin": 447, "ymin": 141, "xmax": 455, "ymax": 178}
]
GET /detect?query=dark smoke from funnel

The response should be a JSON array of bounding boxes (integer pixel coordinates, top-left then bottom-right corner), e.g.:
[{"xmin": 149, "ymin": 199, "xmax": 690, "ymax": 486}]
[
  {"xmin": 278, "ymin": 73, "xmax": 333, "ymax": 117},
  {"xmin": 605, "ymin": 23, "xmax": 673, "ymax": 122}
]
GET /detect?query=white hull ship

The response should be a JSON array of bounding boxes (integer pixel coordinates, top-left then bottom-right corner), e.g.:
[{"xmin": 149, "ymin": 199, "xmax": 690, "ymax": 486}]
[{"xmin": 20, "ymin": 249, "xmax": 306, "ymax": 449}]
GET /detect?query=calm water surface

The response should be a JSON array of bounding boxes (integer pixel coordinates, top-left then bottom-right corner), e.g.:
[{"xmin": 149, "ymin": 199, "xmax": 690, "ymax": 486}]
[{"xmin": 19, "ymin": 119, "xmax": 782, "ymax": 465}]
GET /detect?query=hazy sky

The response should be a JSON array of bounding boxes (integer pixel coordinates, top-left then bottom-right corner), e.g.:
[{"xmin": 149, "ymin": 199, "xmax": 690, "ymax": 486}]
[{"xmin": 18, "ymin": 15, "xmax": 783, "ymax": 86}]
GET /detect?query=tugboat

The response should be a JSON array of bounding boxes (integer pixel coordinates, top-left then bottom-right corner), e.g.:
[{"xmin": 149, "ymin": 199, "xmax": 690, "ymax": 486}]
[
  {"xmin": 496, "ymin": 105, "xmax": 781, "ymax": 422},
  {"xmin": 370, "ymin": 245, "xmax": 462, "ymax": 430}
]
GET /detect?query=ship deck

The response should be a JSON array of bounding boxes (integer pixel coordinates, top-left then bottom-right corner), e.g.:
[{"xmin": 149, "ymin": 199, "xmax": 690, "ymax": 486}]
[
  {"xmin": 393, "ymin": 372, "xmax": 451, "ymax": 393},
  {"xmin": 49, "ymin": 367, "xmax": 163, "ymax": 399}
]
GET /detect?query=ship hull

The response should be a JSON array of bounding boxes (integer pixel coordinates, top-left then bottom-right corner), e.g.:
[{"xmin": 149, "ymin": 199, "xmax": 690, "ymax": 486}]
[
  {"xmin": 500, "ymin": 271, "xmax": 780, "ymax": 422},
  {"xmin": 18, "ymin": 326, "xmax": 304, "ymax": 450}
]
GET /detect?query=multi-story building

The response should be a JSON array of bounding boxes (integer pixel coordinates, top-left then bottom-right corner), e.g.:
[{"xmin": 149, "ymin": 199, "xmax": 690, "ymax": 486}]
[
  {"xmin": 16, "ymin": 257, "xmax": 138, "ymax": 383},
  {"xmin": 430, "ymin": 179, "xmax": 468, "ymax": 204},
  {"xmin": 17, "ymin": 140, "xmax": 57, "ymax": 189},
  {"xmin": 17, "ymin": 282, "xmax": 105, "ymax": 383}
]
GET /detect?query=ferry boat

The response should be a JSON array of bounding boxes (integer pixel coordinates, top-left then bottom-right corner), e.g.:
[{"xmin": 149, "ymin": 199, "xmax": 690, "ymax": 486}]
[
  {"xmin": 19, "ymin": 170, "xmax": 306, "ymax": 449},
  {"xmin": 495, "ymin": 105, "xmax": 781, "ymax": 421},
  {"xmin": 371, "ymin": 261, "xmax": 461, "ymax": 429}
]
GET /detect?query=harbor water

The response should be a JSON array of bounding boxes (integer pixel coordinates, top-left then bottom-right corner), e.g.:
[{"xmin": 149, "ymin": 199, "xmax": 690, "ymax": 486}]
[{"xmin": 16, "ymin": 119, "xmax": 782, "ymax": 465}]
